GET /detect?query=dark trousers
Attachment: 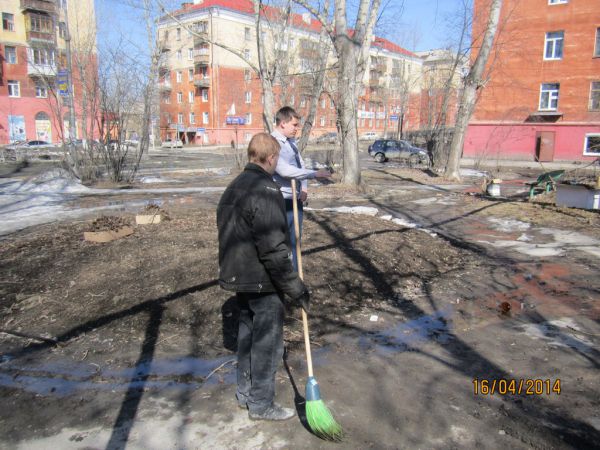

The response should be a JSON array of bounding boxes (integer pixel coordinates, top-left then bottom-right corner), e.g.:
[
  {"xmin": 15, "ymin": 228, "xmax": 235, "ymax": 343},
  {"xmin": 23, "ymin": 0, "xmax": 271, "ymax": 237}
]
[
  {"xmin": 285, "ymin": 199, "xmax": 303, "ymax": 270},
  {"xmin": 235, "ymin": 291, "xmax": 285, "ymax": 413}
]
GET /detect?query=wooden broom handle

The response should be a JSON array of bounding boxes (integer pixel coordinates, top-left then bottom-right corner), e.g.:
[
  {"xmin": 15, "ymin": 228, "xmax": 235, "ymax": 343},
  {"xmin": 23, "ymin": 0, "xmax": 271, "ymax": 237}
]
[{"xmin": 291, "ymin": 181, "xmax": 314, "ymax": 378}]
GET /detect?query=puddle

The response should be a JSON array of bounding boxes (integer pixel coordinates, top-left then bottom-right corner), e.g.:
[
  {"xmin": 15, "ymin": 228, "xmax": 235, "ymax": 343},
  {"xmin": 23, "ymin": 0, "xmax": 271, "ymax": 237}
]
[
  {"xmin": 516, "ymin": 318, "xmax": 595, "ymax": 354},
  {"xmin": 0, "ymin": 356, "xmax": 236, "ymax": 397},
  {"xmin": 359, "ymin": 309, "xmax": 454, "ymax": 354}
]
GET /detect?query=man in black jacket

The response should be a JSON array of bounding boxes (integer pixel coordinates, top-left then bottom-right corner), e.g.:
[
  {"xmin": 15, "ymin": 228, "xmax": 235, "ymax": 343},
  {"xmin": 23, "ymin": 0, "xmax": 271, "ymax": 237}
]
[{"xmin": 217, "ymin": 132, "xmax": 309, "ymax": 421}]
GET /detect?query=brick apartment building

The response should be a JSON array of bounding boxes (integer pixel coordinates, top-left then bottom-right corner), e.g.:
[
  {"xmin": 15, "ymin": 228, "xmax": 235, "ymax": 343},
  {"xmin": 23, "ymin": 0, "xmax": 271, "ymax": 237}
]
[
  {"xmin": 0, "ymin": 0, "xmax": 96, "ymax": 145},
  {"xmin": 158, "ymin": 0, "xmax": 428, "ymax": 146},
  {"xmin": 465, "ymin": 0, "xmax": 600, "ymax": 162}
]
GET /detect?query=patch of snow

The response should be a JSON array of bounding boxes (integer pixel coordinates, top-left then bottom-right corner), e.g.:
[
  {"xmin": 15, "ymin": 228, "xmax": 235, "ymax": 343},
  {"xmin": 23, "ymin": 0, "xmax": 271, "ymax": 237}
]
[
  {"xmin": 516, "ymin": 233, "xmax": 532, "ymax": 242},
  {"xmin": 477, "ymin": 239, "xmax": 564, "ymax": 257},
  {"xmin": 460, "ymin": 168, "xmax": 489, "ymax": 178},
  {"xmin": 518, "ymin": 318, "xmax": 594, "ymax": 354},
  {"xmin": 412, "ymin": 196, "xmax": 457, "ymax": 205},
  {"xmin": 138, "ymin": 176, "xmax": 182, "ymax": 184},
  {"xmin": 306, "ymin": 206, "xmax": 379, "ymax": 216},
  {"xmin": 488, "ymin": 217, "xmax": 531, "ymax": 232}
]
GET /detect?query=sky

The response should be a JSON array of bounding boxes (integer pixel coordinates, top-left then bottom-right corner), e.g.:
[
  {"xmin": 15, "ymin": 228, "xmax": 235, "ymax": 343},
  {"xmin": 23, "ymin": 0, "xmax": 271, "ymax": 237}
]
[{"xmin": 95, "ymin": 0, "xmax": 469, "ymax": 57}]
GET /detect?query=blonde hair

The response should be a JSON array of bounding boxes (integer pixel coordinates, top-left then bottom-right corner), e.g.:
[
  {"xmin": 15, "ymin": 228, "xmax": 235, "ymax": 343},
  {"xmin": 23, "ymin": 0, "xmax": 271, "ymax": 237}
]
[{"xmin": 247, "ymin": 133, "xmax": 280, "ymax": 163}]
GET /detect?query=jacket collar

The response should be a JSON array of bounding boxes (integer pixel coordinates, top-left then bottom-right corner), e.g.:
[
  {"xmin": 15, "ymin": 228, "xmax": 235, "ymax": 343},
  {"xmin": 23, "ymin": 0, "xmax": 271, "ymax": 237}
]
[{"xmin": 244, "ymin": 162, "xmax": 272, "ymax": 177}]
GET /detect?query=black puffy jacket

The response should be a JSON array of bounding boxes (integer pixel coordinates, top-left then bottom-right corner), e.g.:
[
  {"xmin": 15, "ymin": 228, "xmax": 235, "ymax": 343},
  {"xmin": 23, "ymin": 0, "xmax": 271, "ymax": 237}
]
[{"xmin": 217, "ymin": 163, "xmax": 306, "ymax": 300}]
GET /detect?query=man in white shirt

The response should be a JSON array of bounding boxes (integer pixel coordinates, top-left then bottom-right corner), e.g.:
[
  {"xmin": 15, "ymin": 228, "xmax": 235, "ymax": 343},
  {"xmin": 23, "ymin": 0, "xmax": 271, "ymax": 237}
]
[{"xmin": 272, "ymin": 106, "xmax": 331, "ymax": 268}]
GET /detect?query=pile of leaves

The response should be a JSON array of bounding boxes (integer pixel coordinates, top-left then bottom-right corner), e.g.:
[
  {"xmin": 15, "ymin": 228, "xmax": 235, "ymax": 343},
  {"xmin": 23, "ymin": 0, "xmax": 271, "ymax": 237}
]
[
  {"xmin": 87, "ymin": 215, "xmax": 131, "ymax": 232},
  {"xmin": 139, "ymin": 202, "xmax": 171, "ymax": 220}
]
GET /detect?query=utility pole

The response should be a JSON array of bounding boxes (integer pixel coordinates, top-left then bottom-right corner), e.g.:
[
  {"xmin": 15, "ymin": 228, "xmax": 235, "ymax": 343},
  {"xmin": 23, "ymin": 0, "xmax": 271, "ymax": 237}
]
[{"xmin": 63, "ymin": 1, "xmax": 77, "ymax": 140}]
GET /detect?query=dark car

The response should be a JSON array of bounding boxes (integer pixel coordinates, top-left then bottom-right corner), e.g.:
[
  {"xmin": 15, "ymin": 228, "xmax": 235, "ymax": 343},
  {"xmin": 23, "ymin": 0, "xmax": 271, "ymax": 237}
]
[
  {"xmin": 368, "ymin": 139, "xmax": 430, "ymax": 166},
  {"xmin": 315, "ymin": 132, "xmax": 338, "ymax": 144}
]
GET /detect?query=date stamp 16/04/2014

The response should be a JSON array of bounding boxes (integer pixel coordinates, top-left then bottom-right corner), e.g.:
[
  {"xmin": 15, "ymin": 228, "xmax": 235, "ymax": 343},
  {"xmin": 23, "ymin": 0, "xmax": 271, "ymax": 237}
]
[{"xmin": 473, "ymin": 378, "xmax": 561, "ymax": 396}]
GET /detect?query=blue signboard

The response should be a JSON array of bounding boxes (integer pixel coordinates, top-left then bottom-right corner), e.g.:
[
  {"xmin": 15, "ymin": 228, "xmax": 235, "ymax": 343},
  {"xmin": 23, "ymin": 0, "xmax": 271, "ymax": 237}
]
[
  {"xmin": 390, "ymin": 115, "xmax": 399, "ymax": 121},
  {"xmin": 57, "ymin": 70, "xmax": 69, "ymax": 97},
  {"xmin": 197, "ymin": 127, "xmax": 206, "ymax": 133},
  {"xmin": 226, "ymin": 116, "xmax": 246, "ymax": 125}
]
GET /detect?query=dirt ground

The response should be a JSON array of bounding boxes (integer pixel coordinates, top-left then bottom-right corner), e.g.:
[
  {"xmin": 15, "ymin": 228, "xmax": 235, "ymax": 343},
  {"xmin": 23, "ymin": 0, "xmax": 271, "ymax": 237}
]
[{"xmin": 1, "ymin": 164, "xmax": 599, "ymax": 449}]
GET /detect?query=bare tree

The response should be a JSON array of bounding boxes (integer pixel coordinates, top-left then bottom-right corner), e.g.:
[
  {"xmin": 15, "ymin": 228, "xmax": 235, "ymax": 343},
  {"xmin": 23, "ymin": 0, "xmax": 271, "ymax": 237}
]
[
  {"xmin": 444, "ymin": 0, "xmax": 503, "ymax": 181},
  {"xmin": 295, "ymin": 0, "xmax": 382, "ymax": 185}
]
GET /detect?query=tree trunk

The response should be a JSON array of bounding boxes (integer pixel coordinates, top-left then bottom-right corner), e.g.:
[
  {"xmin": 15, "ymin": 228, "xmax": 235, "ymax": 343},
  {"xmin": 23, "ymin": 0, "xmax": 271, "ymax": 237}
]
[{"xmin": 444, "ymin": 0, "xmax": 503, "ymax": 181}]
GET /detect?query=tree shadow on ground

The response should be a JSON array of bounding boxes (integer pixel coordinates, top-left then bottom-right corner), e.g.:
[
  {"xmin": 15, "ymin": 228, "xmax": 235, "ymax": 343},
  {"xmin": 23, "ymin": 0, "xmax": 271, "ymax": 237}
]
[{"xmin": 306, "ymin": 211, "xmax": 600, "ymax": 448}]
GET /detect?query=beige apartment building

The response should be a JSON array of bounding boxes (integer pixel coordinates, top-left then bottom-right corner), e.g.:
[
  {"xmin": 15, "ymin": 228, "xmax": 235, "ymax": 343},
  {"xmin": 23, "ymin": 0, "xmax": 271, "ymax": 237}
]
[{"xmin": 158, "ymin": 0, "xmax": 425, "ymax": 145}]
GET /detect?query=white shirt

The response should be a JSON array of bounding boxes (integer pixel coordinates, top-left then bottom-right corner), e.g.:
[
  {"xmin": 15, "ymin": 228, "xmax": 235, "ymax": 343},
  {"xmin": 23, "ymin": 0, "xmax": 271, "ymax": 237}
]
[{"xmin": 271, "ymin": 129, "xmax": 317, "ymax": 199}]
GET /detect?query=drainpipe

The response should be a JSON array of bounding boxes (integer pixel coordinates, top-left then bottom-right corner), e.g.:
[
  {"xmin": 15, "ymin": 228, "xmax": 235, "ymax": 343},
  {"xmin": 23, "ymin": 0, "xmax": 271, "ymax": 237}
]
[{"xmin": 63, "ymin": 1, "xmax": 77, "ymax": 139}]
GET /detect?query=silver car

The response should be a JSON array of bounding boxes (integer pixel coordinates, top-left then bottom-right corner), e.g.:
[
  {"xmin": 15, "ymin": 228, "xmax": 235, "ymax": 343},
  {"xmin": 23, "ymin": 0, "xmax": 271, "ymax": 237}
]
[{"xmin": 368, "ymin": 139, "xmax": 430, "ymax": 167}]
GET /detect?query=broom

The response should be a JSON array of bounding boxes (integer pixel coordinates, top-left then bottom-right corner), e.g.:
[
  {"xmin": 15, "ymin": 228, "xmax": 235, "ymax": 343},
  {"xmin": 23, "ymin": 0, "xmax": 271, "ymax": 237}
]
[{"xmin": 291, "ymin": 181, "xmax": 343, "ymax": 441}]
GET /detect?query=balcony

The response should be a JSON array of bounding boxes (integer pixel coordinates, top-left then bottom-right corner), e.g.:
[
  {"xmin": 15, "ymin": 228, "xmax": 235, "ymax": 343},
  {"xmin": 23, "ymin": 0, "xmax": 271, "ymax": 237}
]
[
  {"xmin": 370, "ymin": 62, "xmax": 386, "ymax": 73},
  {"xmin": 27, "ymin": 62, "xmax": 56, "ymax": 77},
  {"xmin": 158, "ymin": 38, "xmax": 170, "ymax": 52},
  {"xmin": 26, "ymin": 29, "xmax": 56, "ymax": 44},
  {"xmin": 194, "ymin": 50, "xmax": 210, "ymax": 66},
  {"xmin": 21, "ymin": 0, "xmax": 57, "ymax": 15},
  {"xmin": 159, "ymin": 80, "xmax": 172, "ymax": 91},
  {"xmin": 193, "ymin": 76, "xmax": 210, "ymax": 88},
  {"xmin": 369, "ymin": 77, "xmax": 381, "ymax": 87},
  {"xmin": 193, "ymin": 32, "xmax": 208, "ymax": 46}
]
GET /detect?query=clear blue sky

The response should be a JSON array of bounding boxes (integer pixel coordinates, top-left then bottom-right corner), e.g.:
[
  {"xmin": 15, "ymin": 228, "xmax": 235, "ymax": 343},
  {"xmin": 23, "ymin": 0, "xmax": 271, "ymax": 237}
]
[{"xmin": 95, "ymin": 0, "xmax": 469, "ymax": 56}]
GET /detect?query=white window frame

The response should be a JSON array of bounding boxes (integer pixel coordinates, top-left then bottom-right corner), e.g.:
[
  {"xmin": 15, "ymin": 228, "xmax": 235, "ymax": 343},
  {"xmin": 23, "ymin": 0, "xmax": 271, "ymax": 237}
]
[
  {"xmin": 188, "ymin": 48, "xmax": 193, "ymax": 60},
  {"xmin": 583, "ymin": 134, "xmax": 600, "ymax": 156},
  {"xmin": 201, "ymin": 89, "xmax": 208, "ymax": 102},
  {"xmin": 244, "ymin": 49, "xmax": 250, "ymax": 60},
  {"xmin": 2, "ymin": 12, "xmax": 15, "ymax": 31},
  {"xmin": 244, "ymin": 69, "xmax": 251, "ymax": 82},
  {"xmin": 188, "ymin": 68, "xmax": 194, "ymax": 81},
  {"xmin": 590, "ymin": 81, "xmax": 600, "ymax": 111},
  {"xmin": 176, "ymin": 27, "xmax": 181, "ymax": 40},
  {"xmin": 544, "ymin": 31, "xmax": 564, "ymax": 60},
  {"xmin": 300, "ymin": 97, "xmax": 306, "ymax": 108},
  {"xmin": 188, "ymin": 91, "xmax": 194, "ymax": 103},
  {"xmin": 164, "ymin": 95, "xmax": 171, "ymax": 104},
  {"xmin": 321, "ymin": 98, "xmax": 326, "ymax": 108},
  {"xmin": 548, "ymin": 0, "xmax": 568, "ymax": 4},
  {"xmin": 539, "ymin": 83, "xmax": 560, "ymax": 111},
  {"xmin": 290, "ymin": 95, "xmax": 295, "ymax": 106},
  {"xmin": 595, "ymin": 28, "xmax": 600, "ymax": 58},
  {"xmin": 8, "ymin": 80, "xmax": 20, "ymax": 97},
  {"xmin": 176, "ymin": 50, "xmax": 182, "ymax": 60},
  {"xmin": 245, "ymin": 113, "xmax": 252, "ymax": 125},
  {"xmin": 5, "ymin": 45, "xmax": 16, "ymax": 63},
  {"xmin": 202, "ymin": 112, "xmax": 209, "ymax": 124},
  {"xmin": 35, "ymin": 82, "xmax": 47, "ymax": 98},
  {"xmin": 176, "ymin": 71, "xmax": 182, "ymax": 83},
  {"xmin": 245, "ymin": 91, "xmax": 251, "ymax": 103},
  {"xmin": 320, "ymin": 116, "xmax": 325, "ymax": 126},
  {"xmin": 178, "ymin": 113, "xmax": 183, "ymax": 124},
  {"xmin": 244, "ymin": 27, "xmax": 251, "ymax": 41},
  {"xmin": 177, "ymin": 92, "xmax": 183, "ymax": 103},
  {"xmin": 189, "ymin": 112, "xmax": 195, "ymax": 124}
]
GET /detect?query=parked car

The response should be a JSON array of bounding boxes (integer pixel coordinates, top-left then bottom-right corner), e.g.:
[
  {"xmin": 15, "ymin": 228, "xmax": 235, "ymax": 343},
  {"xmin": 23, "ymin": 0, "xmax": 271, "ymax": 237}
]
[
  {"xmin": 359, "ymin": 131, "xmax": 379, "ymax": 141},
  {"xmin": 6, "ymin": 140, "xmax": 54, "ymax": 150},
  {"xmin": 368, "ymin": 139, "xmax": 430, "ymax": 166},
  {"xmin": 315, "ymin": 132, "xmax": 338, "ymax": 144},
  {"xmin": 161, "ymin": 138, "xmax": 184, "ymax": 148}
]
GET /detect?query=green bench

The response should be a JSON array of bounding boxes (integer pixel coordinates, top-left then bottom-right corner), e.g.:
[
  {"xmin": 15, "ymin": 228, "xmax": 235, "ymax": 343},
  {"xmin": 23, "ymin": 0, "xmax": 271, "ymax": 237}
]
[{"xmin": 526, "ymin": 170, "xmax": 565, "ymax": 199}]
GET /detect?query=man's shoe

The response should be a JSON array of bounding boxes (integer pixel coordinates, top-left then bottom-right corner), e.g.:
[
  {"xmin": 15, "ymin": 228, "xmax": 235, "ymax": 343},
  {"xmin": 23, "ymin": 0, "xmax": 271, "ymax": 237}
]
[{"xmin": 248, "ymin": 404, "xmax": 295, "ymax": 421}]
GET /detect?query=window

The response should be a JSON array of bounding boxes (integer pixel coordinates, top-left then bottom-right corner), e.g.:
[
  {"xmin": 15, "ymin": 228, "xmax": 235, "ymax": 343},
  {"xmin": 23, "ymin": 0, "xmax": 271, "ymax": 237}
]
[
  {"xmin": 244, "ymin": 27, "xmax": 251, "ymax": 41},
  {"xmin": 330, "ymin": 98, "xmax": 334, "ymax": 108},
  {"xmin": 320, "ymin": 116, "xmax": 325, "ymax": 126},
  {"xmin": 245, "ymin": 91, "xmax": 251, "ymax": 103},
  {"xmin": 2, "ymin": 13, "xmax": 14, "ymax": 31},
  {"xmin": 201, "ymin": 89, "xmax": 208, "ymax": 102},
  {"xmin": 590, "ymin": 82, "xmax": 600, "ymax": 110},
  {"xmin": 321, "ymin": 98, "xmax": 326, "ymax": 108},
  {"xmin": 35, "ymin": 82, "xmax": 47, "ymax": 98},
  {"xmin": 189, "ymin": 112, "xmax": 195, "ymax": 124},
  {"xmin": 202, "ymin": 112, "xmax": 209, "ymax": 124},
  {"xmin": 8, "ymin": 80, "xmax": 20, "ymax": 97},
  {"xmin": 300, "ymin": 97, "xmax": 306, "ymax": 107},
  {"xmin": 584, "ymin": 134, "xmax": 600, "ymax": 155},
  {"xmin": 58, "ymin": 22, "xmax": 66, "ymax": 39},
  {"xmin": 178, "ymin": 113, "xmax": 184, "ymax": 124},
  {"xmin": 548, "ymin": 0, "xmax": 567, "ymax": 4},
  {"xmin": 5, "ymin": 46, "xmax": 16, "ymax": 64},
  {"xmin": 31, "ymin": 47, "xmax": 54, "ymax": 65},
  {"xmin": 244, "ymin": 69, "xmax": 251, "ymax": 82},
  {"xmin": 30, "ymin": 14, "xmax": 53, "ymax": 33},
  {"xmin": 176, "ymin": 71, "xmax": 182, "ymax": 82},
  {"xmin": 177, "ymin": 92, "xmax": 183, "ymax": 103},
  {"xmin": 163, "ymin": 95, "xmax": 171, "ymax": 104},
  {"xmin": 244, "ymin": 49, "xmax": 250, "ymax": 60},
  {"xmin": 245, "ymin": 113, "xmax": 252, "ymax": 124},
  {"xmin": 188, "ymin": 68, "xmax": 194, "ymax": 80},
  {"xmin": 544, "ymin": 31, "xmax": 564, "ymax": 60},
  {"xmin": 539, "ymin": 83, "xmax": 560, "ymax": 110},
  {"xmin": 290, "ymin": 95, "xmax": 295, "ymax": 106},
  {"xmin": 188, "ymin": 48, "xmax": 193, "ymax": 60},
  {"xmin": 595, "ymin": 28, "xmax": 600, "ymax": 57},
  {"xmin": 176, "ymin": 28, "xmax": 181, "ymax": 40},
  {"xmin": 176, "ymin": 50, "xmax": 182, "ymax": 60},
  {"xmin": 188, "ymin": 91, "xmax": 194, "ymax": 103}
]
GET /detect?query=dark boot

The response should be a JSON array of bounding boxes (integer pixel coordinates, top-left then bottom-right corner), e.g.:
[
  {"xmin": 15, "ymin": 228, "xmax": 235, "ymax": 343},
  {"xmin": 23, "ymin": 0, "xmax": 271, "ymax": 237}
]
[{"xmin": 249, "ymin": 403, "xmax": 295, "ymax": 421}]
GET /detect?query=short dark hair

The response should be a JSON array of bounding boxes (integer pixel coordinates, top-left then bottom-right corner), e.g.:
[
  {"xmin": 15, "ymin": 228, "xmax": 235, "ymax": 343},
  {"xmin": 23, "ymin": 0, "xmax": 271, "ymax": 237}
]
[
  {"xmin": 247, "ymin": 133, "xmax": 280, "ymax": 163},
  {"xmin": 275, "ymin": 106, "xmax": 300, "ymax": 126}
]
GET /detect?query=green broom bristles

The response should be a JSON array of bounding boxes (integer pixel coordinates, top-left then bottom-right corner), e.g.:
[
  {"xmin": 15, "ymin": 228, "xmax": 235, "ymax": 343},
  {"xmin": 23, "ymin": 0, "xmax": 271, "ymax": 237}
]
[
  {"xmin": 305, "ymin": 376, "xmax": 343, "ymax": 441},
  {"xmin": 306, "ymin": 399, "xmax": 343, "ymax": 441}
]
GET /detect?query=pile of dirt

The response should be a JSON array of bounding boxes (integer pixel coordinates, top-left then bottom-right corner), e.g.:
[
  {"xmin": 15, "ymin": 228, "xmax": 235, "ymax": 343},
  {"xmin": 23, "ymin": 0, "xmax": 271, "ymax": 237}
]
[{"xmin": 87, "ymin": 215, "xmax": 131, "ymax": 232}]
